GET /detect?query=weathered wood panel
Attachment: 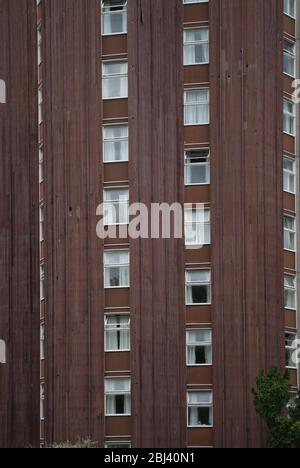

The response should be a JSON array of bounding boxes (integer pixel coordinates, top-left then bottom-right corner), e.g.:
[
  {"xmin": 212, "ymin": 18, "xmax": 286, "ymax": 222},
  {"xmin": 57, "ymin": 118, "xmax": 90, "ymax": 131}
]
[
  {"xmin": 128, "ymin": 0, "xmax": 186, "ymax": 448},
  {"xmin": 0, "ymin": 0, "xmax": 39, "ymax": 448},
  {"xmin": 42, "ymin": 0, "xmax": 104, "ymax": 444},
  {"xmin": 210, "ymin": 0, "xmax": 285, "ymax": 448}
]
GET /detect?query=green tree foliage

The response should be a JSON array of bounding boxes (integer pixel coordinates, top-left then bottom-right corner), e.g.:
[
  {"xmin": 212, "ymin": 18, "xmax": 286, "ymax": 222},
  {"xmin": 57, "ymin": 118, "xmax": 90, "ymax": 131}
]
[
  {"xmin": 48, "ymin": 439, "xmax": 96, "ymax": 449},
  {"xmin": 253, "ymin": 367, "xmax": 300, "ymax": 448}
]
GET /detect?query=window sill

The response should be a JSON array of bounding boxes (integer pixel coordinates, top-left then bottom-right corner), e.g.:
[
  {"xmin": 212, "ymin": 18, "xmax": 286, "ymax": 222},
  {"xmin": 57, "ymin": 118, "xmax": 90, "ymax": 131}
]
[
  {"xmin": 284, "ymin": 72, "xmax": 296, "ymax": 79},
  {"xmin": 185, "ymin": 182, "xmax": 210, "ymax": 187},
  {"xmin": 283, "ymin": 131, "xmax": 296, "ymax": 138},
  {"xmin": 105, "ymin": 349, "xmax": 131, "ymax": 353},
  {"xmin": 184, "ymin": 62, "xmax": 210, "ymax": 67},
  {"xmin": 186, "ymin": 303, "xmax": 212, "ymax": 307},
  {"xmin": 284, "ymin": 248, "xmax": 296, "ymax": 253},
  {"xmin": 103, "ymin": 96, "xmax": 128, "ymax": 101},
  {"xmin": 105, "ymin": 286, "xmax": 130, "ymax": 290},
  {"xmin": 104, "ymin": 160, "xmax": 129, "ymax": 164},
  {"xmin": 102, "ymin": 32, "xmax": 128, "ymax": 37},
  {"xmin": 184, "ymin": 123, "xmax": 210, "ymax": 127},
  {"xmin": 105, "ymin": 414, "xmax": 131, "ymax": 418},
  {"xmin": 187, "ymin": 364, "xmax": 212, "ymax": 367},
  {"xmin": 284, "ymin": 189, "xmax": 296, "ymax": 195},
  {"xmin": 187, "ymin": 425, "xmax": 213, "ymax": 429}
]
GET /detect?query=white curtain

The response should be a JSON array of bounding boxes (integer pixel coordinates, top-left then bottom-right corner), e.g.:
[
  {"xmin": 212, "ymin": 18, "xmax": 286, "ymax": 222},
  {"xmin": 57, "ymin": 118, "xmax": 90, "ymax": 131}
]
[
  {"xmin": 106, "ymin": 394, "xmax": 131, "ymax": 415},
  {"xmin": 184, "ymin": 89, "xmax": 209, "ymax": 125},
  {"xmin": 106, "ymin": 316, "xmax": 130, "ymax": 351},
  {"xmin": 103, "ymin": 10, "xmax": 127, "ymax": 35},
  {"xmin": 103, "ymin": 63, "xmax": 128, "ymax": 99}
]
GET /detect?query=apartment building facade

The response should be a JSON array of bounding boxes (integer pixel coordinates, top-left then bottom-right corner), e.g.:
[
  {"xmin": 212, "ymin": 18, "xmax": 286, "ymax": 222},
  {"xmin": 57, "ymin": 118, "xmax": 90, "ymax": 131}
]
[
  {"xmin": 0, "ymin": 0, "xmax": 295, "ymax": 449},
  {"xmin": 0, "ymin": 0, "xmax": 40, "ymax": 449}
]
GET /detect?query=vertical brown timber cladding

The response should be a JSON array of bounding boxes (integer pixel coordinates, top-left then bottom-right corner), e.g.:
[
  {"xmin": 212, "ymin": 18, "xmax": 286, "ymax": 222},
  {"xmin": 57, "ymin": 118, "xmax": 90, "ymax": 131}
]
[
  {"xmin": 0, "ymin": 0, "xmax": 39, "ymax": 448},
  {"xmin": 43, "ymin": 0, "xmax": 104, "ymax": 444},
  {"xmin": 128, "ymin": 0, "xmax": 186, "ymax": 448},
  {"xmin": 210, "ymin": 0, "xmax": 284, "ymax": 448}
]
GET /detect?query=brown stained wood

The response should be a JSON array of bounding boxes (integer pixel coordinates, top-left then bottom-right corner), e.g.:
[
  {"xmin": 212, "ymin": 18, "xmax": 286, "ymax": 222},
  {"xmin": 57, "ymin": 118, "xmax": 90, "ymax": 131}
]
[
  {"xmin": 210, "ymin": 0, "xmax": 285, "ymax": 448},
  {"xmin": 0, "ymin": 0, "xmax": 39, "ymax": 448},
  {"xmin": 128, "ymin": 0, "xmax": 186, "ymax": 449},
  {"xmin": 42, "ymin": 0, "xmax": 104, "ymax": 445}
]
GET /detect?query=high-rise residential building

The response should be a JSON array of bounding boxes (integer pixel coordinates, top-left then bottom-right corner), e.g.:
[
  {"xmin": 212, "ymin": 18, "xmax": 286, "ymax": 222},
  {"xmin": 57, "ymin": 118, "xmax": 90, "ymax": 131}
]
[
  {"xmin": 0, "ymin": 0, "xmax": 299, "ymax": 449},
  {"xmin": 0, "ymin": 0, "xmax": 40, "ymax": 449}
]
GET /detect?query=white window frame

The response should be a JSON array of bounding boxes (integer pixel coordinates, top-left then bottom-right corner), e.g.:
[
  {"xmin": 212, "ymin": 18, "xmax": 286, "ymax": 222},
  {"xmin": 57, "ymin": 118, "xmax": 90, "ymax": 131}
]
[
  {"xmin": 40, "ymin": 383, "xmax": 45, "ymax": 421},
  {"xmin": 186, "ymin": 329, "xmax": 212, "ymax": 367},
  {"xmin": 38, "ymin": 87, "xmax": 43, "ymax": 124},
  {"xmin": 184, "ymin": 27, "xmax": 209, "ymax": 66},
  {"xmin": 40, "ymin": 263, "xmax": 45, "ymax": 301},
  {"xmin": 101, "ymin": 0, "xmax": 128, "ymax": 36},
  {"xmin": 40, "ymin": 205, "xmax": 45, "ymax": 242},
  {"xmin": 103, "ymin": 188, "xmax": 129, "ymax": 226},
  {"xmin": 40, "ymin": 321, "xmax": 45, "ymax": 360},
  {"xmin": 183, "ymin": 0, "xmax": 209, "ymax": 3},
  {"xmin": 184, "ymin": 88, "xmax": 210, "ymax": 126},
  {"xmin": 283, "ymin": 98, "xmax": 295, "ymax": 136},
  {"xmin": 184, "ymin": 149, "xmax": 210, "ymax": 186},
  {"xmin": 187, "ymin": 391, "xmax": 213, "ymax": 428},
  {"xmin": 105, "ymin": 442, "xmax": 131, "ymax": 448},
  {"xmin": 186, "ymin": 269, "xmax": 211, "ymax": 306},
  {"xmin": 284, "ymin": 215, "xmax": 296, "ymax": 252},
  {"xmin": 284, "ymin": 274, "xmax": 297, "ymax": 311},
  {"xmin": 286, "ymin": 333, "xmax": 297, "ymax": 369},
  {"xmin": 102, "ymin": 61, "xmax": 128, "ymax": 100},
  {"xmin": 105, "ymin": 377, "xmax": 131, "ymax": 417},
  {"xmin": 283, "ymin": 39, "xmax": 296, "ymax": 78},
  {"xmin": 283, "ymin": 156, "xmax": 296, "ymax": 194},
  {"xmin": 185, "ymin": 206, "xmax": 211, "ymax": 247},
  {"xmin": 105, "ymin": 314, "xmax": 131, "ymax": 352},
  {"xmin": 37, "ymin": 25, "xmax": 42, "ymax": 65},
  {"xmin": 103, "ymin": 124, "xmax": 129, "ymax": 163},
  {"xmin": 284, "ymin": 0, "xmax": 296, "ymax": 18},
  {"xmin": 39, "ymin": 144, "xmax": 44, "ymax": 183},
  {"xmin": 104, "ymin": 250, "xmax": 130, "ymax": 289}
]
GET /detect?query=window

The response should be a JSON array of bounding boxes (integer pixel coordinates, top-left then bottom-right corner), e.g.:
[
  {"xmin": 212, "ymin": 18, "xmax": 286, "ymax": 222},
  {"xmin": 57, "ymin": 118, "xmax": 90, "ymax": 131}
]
[
  {"xmin": 40, "ymin": 383, "xmax": 45, "ymax": 421},
  {"xmin": 37, "ymin": 25, "xmax": 42, "ymax": 65},
  {"xmin": 283, "ymin": 157, "xmax": 296, "ymax": 194},
  {"xmin": 285, "ymin": 274, "xmax": 296, "ymax": 310},
  {"xmin": 104, "ymin": 251, "xmax": 130, "ymax": 288},
  {"xmin": 187, "ymin": 391, "xmax": 213, "ymax": 427},
  {"xmin": 102, "ymin": 0, "xmax": 127, "ymax": 35},
  {"xmin": 183, "ymin": 0, "xmax": 208, "ymax": 3},
  {"xmin": 102, "ymin": 61, "xmax": 128, "ymax": 99},
  {"xmin": 283, "ymin": 99, "xmax": 295, "ymax": 136},
  {"xmin": 284, "ymin": 215, "xmax": 296, "ymax": 251},
  {"xmin": 103, "ymin": 125, "xmax": 128, "ymax": 162},
  {"xmin": 40, "ymin": 321, "xmax": 45, "ymax": 360},
  {"xmin": 284, "ymin": 0, "xmax": 295, "ymax": 18},
  {"xmin": 185, "ymin": 149, "xmax": 210, "ymax": 185},
  {"xmin": 185, "ymin": 207, "xmax": 211, "ymax": 246},
  {"xmin": 40, "ymin": 206, "xmax": 45, "ymax": 241},
  {"xmin": 184, "ymin": 89, "xmax": 209, "ymax": 125},
  {"xmin": 187, "ymin": 330, "xmax": 212, "ymax": 366},
  {"xmin": 105, "ymin": 442, "xmax": 131, "ymax": 448},
  {"xmin": 105, "ymin": 315, "xmax": 130, "ymax": 352},
  {"xmin": 105, "ymin": 378, "xmax": 131, "ymax": 416},
  {"xmin": 104, "ymin": 188, "xmax": 129, "ymax": 225},
  {"xmin": 286, "ymin": 333, "xmax": 297, "ymax": 369},
  {"xmin": 186, "ymin": 270, "xmax": 211, "ymax": 305},
  {"xmin": 38, "ymin": 87, "xmax": 43, "ymax": 124},
  {"xmin": 284, "ymin": 40, "xmax": 295, "ymax": 77},
  {"xmin": 184, "ymin": 28, "xmax": 209, "ymax": 65},
  {"xmin": 40, "ymin": 264, "xmax": 45, "ymax": 301},
  {"xmin": 39, "ymin": 145, "xmax": 44, "ymax": 183}
]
